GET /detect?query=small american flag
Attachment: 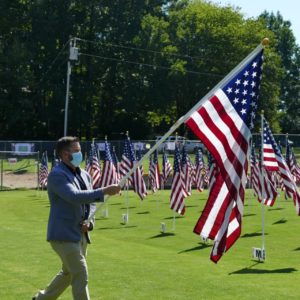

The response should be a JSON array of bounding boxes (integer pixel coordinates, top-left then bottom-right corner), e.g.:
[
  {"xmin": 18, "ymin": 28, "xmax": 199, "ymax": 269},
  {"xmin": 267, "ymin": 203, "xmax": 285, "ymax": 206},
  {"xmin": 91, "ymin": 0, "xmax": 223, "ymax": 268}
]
[
  {"xmin": 39, "ymin": 152, "xmax": 49, "ymax": 188},
  {"xmin": 194, "ymin": 148, "xmax": 206, "ymax": 192},
  {"xmin": 170, "ymin": 144, "xmax": 188, "ymax": 215},
  {"xmin": 111, "ymin": 146, "xmax": 121, "ymax": 184},
  {"xmin": 136, "ymin": 148, "xmax": 144, "ymax": 177},
  {"xmin": 120, "ymin": 137, "xmax": 147, "ymax": 200},
  {"xmin": 149, "ymin": 150, "xmax": 160, "ymax": 192},
  {"xmin": 181, "ymin": 146, "xmax": 193, "ymax": 196},
  {"xmin": 263, "ymin": 118, "xmax": 300, "ymax": 214},
  {"xmin": 162, "ymin": 150, "xmax": 172, "ymax": 184},
  {"xmin": 286, "ymin": 140, "xmax": 300, "ymax": 183},
  {"xmin": 250, "ymin": 146, "xmax": 277, "ymax": 206},
  {"xmin": 186, "ymin": 45, "xmax": 264, "ymax": 262},
  {"xmin": 207, "ymin": 152, "xmax": 217, "ymax": 192},
  {"xmin": 86, "ymin": 144, "xmax": 101, "ymax": 188},
  {"xmin": 99, "ymin": 141, "xmax": 118, "ymax": 187},
  {"xmin": 292, "ymin": 151, "xmax": 300, "ymax": 183}
]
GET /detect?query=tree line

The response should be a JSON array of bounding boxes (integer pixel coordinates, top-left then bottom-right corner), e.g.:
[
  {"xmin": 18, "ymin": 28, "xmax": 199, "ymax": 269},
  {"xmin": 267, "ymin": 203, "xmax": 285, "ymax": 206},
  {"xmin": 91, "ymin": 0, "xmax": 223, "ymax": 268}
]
[{"xmin": 0, "ymin": 0, "xmax": 299, "ymax": 140}]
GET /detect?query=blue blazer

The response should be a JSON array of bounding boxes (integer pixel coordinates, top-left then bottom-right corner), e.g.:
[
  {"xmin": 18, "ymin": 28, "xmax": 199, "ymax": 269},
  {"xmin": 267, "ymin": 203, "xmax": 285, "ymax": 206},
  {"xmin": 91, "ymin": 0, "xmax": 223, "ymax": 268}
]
[{"xmin": 47, "ymin": 162, "xmax": 104, "ymax": 243}]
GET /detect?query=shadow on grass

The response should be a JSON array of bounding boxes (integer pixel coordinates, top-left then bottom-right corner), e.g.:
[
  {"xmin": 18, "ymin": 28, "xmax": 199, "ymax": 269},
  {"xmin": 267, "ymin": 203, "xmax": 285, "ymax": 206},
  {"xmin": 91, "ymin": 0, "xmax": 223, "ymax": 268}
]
[
  {"xmin": 96, "ymin": 225, "xmax": 137, "ymax": 230},
  {"xmin": 272, "ymin": 218, "xmax": 287, "ymax": 225},
  {"xmin": 30, "ymin": 199, "xmax": 48, "ymax": 203},
  {"xmin": 164, "ymin": 216, "xmax": 183, "ymax": 220},
  {"xmin": 109, "ymin": 203, "xmax": 122, "ymax": 206},
  {"xmin": 95, "ymin": 217, "xmax": 109, "ymax": 221},
  {"xmin": 136, "ymin": 211, "xmax": 150, "ymax": 214},
  {"xmin": 293, "ymin": 247, "xmax": 300, "ymax": 251},
  {"xmin": 28, "ymin": 194, "xmax": 47, "ymax": 198},
  {"xmin": 268, "ymin": 207, "xmax": 284, "ymax": 211},
  {"xmin": 13, "ymin": 169, "xmax": 28, "ymax": 174},
  {"xmin": 230, "ymin": 262, "xmax": 297, "ymax": 275},
  {"xmin": 243, "ymin": 213, "xmax": 256, "ymax": 217},
  {"xmin": 120, "ymin": 206, "xmax": 136, "ymax": 209},
  {"xmin": 149, "ymin": 232, "xmax": 175, "ymax": 239},
  {"xmin": 241, "ymin": 232, "xmax": 268, "ymax": 238},
  {"xmin": 178, "ymin": 243, "xmax": 212, "ymax": 254},
  {"xmin": 185, "ymin": 205, "xmax": 198, "ymax": 208}
]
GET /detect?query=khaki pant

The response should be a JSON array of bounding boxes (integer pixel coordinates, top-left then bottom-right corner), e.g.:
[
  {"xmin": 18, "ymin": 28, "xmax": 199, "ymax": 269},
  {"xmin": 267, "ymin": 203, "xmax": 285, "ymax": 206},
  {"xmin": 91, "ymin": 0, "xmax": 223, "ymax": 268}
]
[{"xmin": 34, "ymin": 235, "xmax": 90, "ymax": 300}]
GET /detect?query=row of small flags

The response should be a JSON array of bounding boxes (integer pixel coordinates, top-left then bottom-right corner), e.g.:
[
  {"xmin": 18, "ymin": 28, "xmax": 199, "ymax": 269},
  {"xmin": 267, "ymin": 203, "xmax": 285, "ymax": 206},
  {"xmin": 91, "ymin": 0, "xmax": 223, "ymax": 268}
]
[
  {"xmin": 38, "ymin": 136, "xmax": 213, "ymax": 196},
  {"xmin": 84, "ymin": 137, "xmax": 211, "ymax": 201},
  {"xmin": 37, "ymin": 41, "xmax": 300, "ymax": 263},
  {"xmin": 40, "ymin": 133, "xmax": 300, "ymax": 206},
  {"xmin": 37, "ymin": 126, "xmax": 300, "ymax": 262},
  {"xmin": 38, "ymin": 131, "xmax": 300, "ymax": 202},
  {"xmin": 249, "ymin": 127, "xmax": 300, "ymax": 210}
]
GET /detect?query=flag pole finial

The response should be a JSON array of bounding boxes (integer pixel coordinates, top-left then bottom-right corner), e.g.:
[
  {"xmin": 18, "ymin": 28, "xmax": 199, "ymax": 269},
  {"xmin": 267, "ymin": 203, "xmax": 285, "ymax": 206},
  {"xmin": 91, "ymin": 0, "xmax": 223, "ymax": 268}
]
[
  {"xmin": 105, "ymin": 135, "xmax": 107, "ymax": 141},
  {"xmin": 261, "ymin": 110, "xmax": 264, "ymax": 116},
  {"xmin": 261, "ymin": 38, "xmax": 269, "ymax": 47}
]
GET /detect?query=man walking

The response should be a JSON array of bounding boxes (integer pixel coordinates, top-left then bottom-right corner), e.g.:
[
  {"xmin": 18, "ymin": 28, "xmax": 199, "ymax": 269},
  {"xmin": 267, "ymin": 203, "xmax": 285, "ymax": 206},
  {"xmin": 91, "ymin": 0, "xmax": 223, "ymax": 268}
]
[{"xmin": 33, "ymin": 136, "xmax": 120, "ymax": 299}]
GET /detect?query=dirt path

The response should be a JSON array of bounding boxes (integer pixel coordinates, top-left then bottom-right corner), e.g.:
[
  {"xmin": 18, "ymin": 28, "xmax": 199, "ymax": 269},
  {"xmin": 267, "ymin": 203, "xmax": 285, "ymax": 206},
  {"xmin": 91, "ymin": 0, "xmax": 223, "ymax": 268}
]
[{"xmin": 1, "ymin": 172, "xmax": 38, "ymax": 189}]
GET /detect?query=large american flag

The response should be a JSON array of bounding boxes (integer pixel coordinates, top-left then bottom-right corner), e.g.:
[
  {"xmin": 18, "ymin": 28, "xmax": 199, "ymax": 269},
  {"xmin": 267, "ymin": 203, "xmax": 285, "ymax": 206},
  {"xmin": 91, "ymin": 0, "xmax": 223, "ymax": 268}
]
[
  {"xmin": 99, "ymin": 141, "xmax": 118, "ymax": 187},
  {"xmin": 194, "ymin": 148, "xmax": 206, "ymax": 192},
  {"xmin": 86, "ymin": 144, "xmax": 101, "ymax": 188},
  {"xmin": 250, "ymin": 146, "xmax": 277, "ymax": 206},
  {"xmin": 170, "ymin": 144, "xmax": 188, "ymax": 215},
  {"xmin": 120, "ymin": 137, "xmax": 147, "ymax": 200},
  {"xmin": 162, "ymin": 150, "xmax": 172, "ymax": 184},
  {"xmin": 185, "ymin": 46, "xmax": 264, "ymax": 262},
  {"xmin": 39, "ymin": 152, "xmax": 49, "ymax": 188},
  {"xmin": 263, "ymin": 118, "xmax": 300, "ymax": 214},
  {"xmin": 149, "ymin": 150, "xmax": 160, "ymax": 192}
]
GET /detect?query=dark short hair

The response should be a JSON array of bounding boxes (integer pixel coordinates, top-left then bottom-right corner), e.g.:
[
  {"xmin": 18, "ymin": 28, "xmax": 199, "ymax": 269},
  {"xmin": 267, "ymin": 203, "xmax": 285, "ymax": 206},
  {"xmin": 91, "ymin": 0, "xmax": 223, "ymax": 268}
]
[{"xmin": 56, "ymin": 136, "xmax": 80, "ymax": 158}]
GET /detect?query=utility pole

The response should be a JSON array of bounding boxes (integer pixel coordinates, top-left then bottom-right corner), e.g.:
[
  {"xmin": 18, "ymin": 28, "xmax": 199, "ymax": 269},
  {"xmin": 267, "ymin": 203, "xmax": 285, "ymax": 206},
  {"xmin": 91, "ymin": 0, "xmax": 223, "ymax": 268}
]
[{"xmin": 64, "ymin": 38, "xmax": 79, "ymax": 136}]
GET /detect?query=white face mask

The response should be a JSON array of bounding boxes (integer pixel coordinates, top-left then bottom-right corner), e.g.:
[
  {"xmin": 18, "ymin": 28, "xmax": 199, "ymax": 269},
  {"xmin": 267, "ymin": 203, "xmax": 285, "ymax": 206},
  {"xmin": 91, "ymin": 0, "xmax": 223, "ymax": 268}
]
[{"xmin": 70, "ymin": 151, "xmax": 83, "ymax": 167}]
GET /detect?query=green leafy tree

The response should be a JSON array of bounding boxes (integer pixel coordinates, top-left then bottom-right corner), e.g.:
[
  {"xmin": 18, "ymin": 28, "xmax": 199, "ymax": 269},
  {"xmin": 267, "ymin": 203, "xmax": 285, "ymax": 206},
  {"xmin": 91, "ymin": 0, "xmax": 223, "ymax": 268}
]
[
  {"xmin": 138, "ymin": 0, "xmax": 282, "ymax": 136},
  {"xmin": 259, "ymin": 11, "xmax": 300, "ymax": 133},
  {"xmin": 0, "ymin": 0, "xmax": 288, "ymax": 140}
]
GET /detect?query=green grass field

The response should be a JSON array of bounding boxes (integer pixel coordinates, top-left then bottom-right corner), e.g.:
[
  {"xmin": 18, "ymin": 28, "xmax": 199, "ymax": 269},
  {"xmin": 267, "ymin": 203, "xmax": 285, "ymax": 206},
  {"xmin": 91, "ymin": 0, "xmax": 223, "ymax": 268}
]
[{"xmin": 1, "ymin": 189, "xmax": 300, "ymax": 299}]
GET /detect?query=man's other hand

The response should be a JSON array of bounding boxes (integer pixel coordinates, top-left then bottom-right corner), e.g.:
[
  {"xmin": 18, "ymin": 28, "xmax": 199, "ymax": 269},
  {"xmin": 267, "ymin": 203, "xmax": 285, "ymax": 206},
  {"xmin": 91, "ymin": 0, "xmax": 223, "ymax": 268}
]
[{"xmin": 81, "ymin": 222, "xmax": 90, "ymax": 233}]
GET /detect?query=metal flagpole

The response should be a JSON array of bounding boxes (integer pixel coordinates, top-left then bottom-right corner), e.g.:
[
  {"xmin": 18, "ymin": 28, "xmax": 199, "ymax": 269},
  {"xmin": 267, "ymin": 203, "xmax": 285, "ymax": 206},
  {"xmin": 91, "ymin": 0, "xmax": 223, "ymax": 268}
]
[
  {"xmin": 87, "ymin": 38, "xmax": 268, "ymax": 223},
  {"xmin": 260, "ymin": 112, "xmax": 266, "ymax": 257},
  {"xmin": 0, "ymin": 157, "xmax": 3, "ymax": 191}
]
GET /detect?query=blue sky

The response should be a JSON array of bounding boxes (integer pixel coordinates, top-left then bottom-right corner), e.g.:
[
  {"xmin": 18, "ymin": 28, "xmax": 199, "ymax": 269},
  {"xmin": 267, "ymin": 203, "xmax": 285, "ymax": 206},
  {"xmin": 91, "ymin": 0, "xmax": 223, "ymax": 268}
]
[{"xmin": 212, "ymin": 0, "xmax": 300, "ymax": 45}]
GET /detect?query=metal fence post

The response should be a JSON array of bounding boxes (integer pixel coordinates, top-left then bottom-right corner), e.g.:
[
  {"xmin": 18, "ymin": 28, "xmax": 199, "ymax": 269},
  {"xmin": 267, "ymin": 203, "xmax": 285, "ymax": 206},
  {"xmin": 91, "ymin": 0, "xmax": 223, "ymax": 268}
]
[{"xmin": 0, "ymin": 158, "xmax": 3, "ymax": 191}]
